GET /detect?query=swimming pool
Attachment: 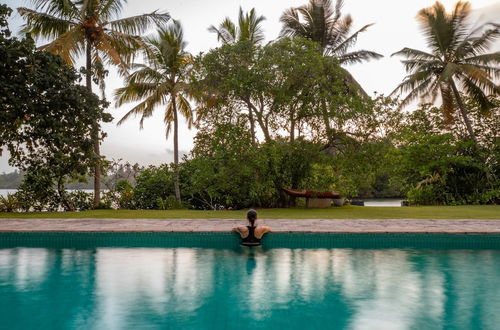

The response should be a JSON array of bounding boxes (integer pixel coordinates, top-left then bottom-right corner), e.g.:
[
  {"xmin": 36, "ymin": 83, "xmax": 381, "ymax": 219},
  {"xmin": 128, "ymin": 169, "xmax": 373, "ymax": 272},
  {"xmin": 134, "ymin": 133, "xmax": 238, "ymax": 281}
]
[{"xmin": 1, "ymin": 233, "xmax": 499, "ymax": 329}]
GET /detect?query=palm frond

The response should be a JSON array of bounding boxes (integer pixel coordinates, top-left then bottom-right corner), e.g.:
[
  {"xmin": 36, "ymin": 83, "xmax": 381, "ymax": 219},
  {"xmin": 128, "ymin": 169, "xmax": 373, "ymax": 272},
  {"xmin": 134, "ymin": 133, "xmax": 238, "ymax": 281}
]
[
  {"xmin": 108, "ymin": 11, "xmax": 170, "ymax": 35},
  {"xmin": 460, "ymin": 75, "xmax": 495, "ymax": 114},
  {"xmin": 18, "ymin": 7, "xmax": 75, "ymax": 39},
  {"xmin": 115, "ymin": 81, "xmax": 163, "ymax": 107},
  {"xmin": 463, "ymin": 52, "xmax": 500, "ymax": 65},
  {"xmin": 26, "ymin": 0, "xmax": 79, "ymax": 19},
  {"xmin": 458, "ymin": 64, "xmax": 499, "ymax": 95},
  {"xmin": 164, "ymin": 102, "xmax": 175, "ymax": 137},
  {"xmin": 326, "ymin": 15, "xmax": 353, "ymax": 51},
  {"xmin": 208, "ymin": 18, "xmax": 237, "ymax": 45},
  {"xmin": 391, "ymin": 47, "xmax": 440, "ymax": 61},
  {"xmin": 98, "ymin": 0, "xmax": 125, "ymax": 21},
  {"xmin": 279, "ymin": 8, "xmax": 308, "ymax": 39},
  {"xmin": 38, "ymin": 26, "xmax": 85, "ymax": 64},
  {"xmin": 176, "ymin": 94, "xmax": 193, "ymax": 128},
  {"xmin": 456, "ymin": 24, "xmax": 500, "ymax": 58},
  {"xmin": 337, "ymin": 50, "xmax": 383, "ymax": 65},
  {"xmin": 95, "ymin": 33, "xmax": 126, "ymax": 68},
  {"xmin": 245, "ymin": 7, "xmax": 266, "ymax": 45},
  {"xmin": 117, "ymin": 83, "xmax": 168, "ymax": 128}
]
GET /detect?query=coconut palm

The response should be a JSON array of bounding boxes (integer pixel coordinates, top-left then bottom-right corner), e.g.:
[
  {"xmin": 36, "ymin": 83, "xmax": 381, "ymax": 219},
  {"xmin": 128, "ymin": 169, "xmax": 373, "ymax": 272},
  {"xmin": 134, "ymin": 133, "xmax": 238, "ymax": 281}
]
[
  {"xmin": 208, "ymin": 7, "xmax": 266, "ymax": 46},
  {"xmin": 280, "ymin": 0, "xmax": 381, "ymax": 62},
  {"xmin": 17, "ymin": 0, "xmax": 170, "ymax": 206},
  {"xmin": 115, "ymin": 21, "xmax": 193, "ymax": 202},
  {"xmin": 280, "ymin": 0, "xmax": 382, "ymax": 95},
  {"xmin": 391, "ymin": 1, "xmax": 499, "ymax": 144}
]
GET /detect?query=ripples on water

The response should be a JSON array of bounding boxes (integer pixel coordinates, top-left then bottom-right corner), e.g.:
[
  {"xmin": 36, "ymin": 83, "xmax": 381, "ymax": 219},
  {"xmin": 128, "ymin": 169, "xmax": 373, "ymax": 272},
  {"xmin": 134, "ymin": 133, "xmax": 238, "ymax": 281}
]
[{"xmin": 0, "ymin": 247, "xmax": 499, "ymax": 329}]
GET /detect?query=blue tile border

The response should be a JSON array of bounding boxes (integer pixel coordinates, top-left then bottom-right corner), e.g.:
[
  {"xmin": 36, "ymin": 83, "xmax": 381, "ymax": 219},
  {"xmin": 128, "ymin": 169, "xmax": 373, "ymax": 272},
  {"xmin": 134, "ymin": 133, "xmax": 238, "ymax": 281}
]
[{"xmin": 0, "ymin": 232, "xmax": 499, "ymax": 250}]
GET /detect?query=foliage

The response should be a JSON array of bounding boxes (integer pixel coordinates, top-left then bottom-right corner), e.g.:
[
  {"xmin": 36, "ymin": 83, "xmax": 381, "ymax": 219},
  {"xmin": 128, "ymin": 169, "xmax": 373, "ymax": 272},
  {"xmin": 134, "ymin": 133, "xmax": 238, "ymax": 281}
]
[
  {"xmin": 279, "ymin": 0, "xmax": 382, "ymax": 62},
  {"xmin": 17, "ymin": 0, "xmax": 170, "ymax": 85},
  {"xmin": 17, "ymin": 0, "xmax": 170, "ymax": 205},
  {"xmin": 391, "ymin": 1, "xmax": 499, "ymax": 144},
  {"xmin": 132, "ymin": 165, "xmax": 176, "ymax": 209},
  {"xmin": 115, "ymin": 21, "xmax": 194, "ymax": 202},
  {"xmin": 156, "ymin": 196, "xmax": 185, "ymax": 210},
  {"xmin": 209, "ymin": 7, "xmax": 266, "ymax": 46},
  {"xmin": 181, "ymin": 123, "xmax": 335, "ymax": 209},
  {"xmin": 66, "ymin": 191, "xmax": 94, "ymax": 211},
  {"xmin": 0, "ymin": 193, "xmax": 19, "ymax": 212},
  {"xmin": 181, "ymin": 123, "xmax": 264, "ymax": 209},
  {"xmin": 192, "ymin": 37, "xmax": 365, "ymax": 146},
  {"xmin": 113, "ymin": 179, "xmax": 135, "ymax": 209},
  {"xmin": 392, "ymin": 98, "xmax": 499, "ymax": 205},
  {"xmin": 0, "ymin": 6, "xmax": 112, "ymax": 210},
  {"xmin": 279, "ymin": 0, "xmax": 382, "ymax": 96}
]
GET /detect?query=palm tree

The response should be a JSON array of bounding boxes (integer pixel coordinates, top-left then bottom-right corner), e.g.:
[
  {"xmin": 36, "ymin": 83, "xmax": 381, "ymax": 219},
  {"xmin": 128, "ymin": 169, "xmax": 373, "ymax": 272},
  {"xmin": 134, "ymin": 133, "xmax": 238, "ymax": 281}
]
[
  {"xmin": 280, "ymin": 0, "xmax": 382, "ymax": 94},
  {"xmin": 208, "ymin": 7, "xmax": 266, "ymax": 46},
  {"xmin": 115, "ymin": 21, "xmax": 193, "ymax": 202},
  {"xmin": 391, "ymin": 1, "xmax": 499, "ymax": 144},
  {"xmin": 17, "ymin": 0, "xmax": 170, "ymax": 206}
]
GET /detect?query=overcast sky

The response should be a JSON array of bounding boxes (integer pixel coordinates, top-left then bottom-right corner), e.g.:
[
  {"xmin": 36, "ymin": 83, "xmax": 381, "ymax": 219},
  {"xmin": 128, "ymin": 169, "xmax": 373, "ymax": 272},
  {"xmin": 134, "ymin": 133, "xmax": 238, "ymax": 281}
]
[{"xmin": 1, "ymin": 0, "xmax": 499, "ymax": 173}]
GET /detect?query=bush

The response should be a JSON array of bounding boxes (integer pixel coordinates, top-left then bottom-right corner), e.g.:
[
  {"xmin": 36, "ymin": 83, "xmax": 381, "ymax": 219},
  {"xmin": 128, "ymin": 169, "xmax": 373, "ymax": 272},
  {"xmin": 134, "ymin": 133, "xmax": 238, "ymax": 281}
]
[
  {"xmin": 114, "ymin": 180, "xmax": 135, "ymax": 209},
  {"xmin": 132, "ymin": 165, "xmax": 175, "ymax": 209},
  {"xmin": 0, "ymin": 193, "xmax": 19, "ymax": 212},
  {"xmin": 65, "ymin": 190, "xmax": 93, "ymax": 211},
  {"xmin": 156, "ymin": 195, "xmax": 185, "ymax": 210},
  {"xmin": 393, "ymin": 102, "xmax": 499, "ymax": 205}
]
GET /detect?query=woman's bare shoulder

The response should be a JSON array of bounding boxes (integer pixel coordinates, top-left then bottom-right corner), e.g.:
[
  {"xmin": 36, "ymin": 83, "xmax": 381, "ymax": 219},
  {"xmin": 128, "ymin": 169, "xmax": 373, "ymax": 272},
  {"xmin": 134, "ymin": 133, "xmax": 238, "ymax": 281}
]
[
  {"xmin": 232, "ymin": 226, "xmax": 249, "ymax": 238},
  {"xmin": 254, "ymin": 226, "xmax": 271, "ymax": 238}
]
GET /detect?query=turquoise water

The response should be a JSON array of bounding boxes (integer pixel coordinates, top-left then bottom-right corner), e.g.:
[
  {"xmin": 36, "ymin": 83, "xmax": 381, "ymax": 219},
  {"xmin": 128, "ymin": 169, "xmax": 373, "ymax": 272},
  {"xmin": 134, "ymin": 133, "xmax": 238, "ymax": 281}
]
[{"xmin": 1, "ymin": 233, "xmax": 500, "ymax": 329}]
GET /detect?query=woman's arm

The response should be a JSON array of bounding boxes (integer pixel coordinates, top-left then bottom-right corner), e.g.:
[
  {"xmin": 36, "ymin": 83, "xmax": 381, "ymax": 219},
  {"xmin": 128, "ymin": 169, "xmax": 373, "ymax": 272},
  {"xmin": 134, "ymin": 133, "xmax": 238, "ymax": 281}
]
[
  {"xmin": 232, "ymin": 226, "xmax": 249, "ymax": 238},
  {"xmin": 254, "ymin": 226, "xmax": 271, "ymax": 239}
]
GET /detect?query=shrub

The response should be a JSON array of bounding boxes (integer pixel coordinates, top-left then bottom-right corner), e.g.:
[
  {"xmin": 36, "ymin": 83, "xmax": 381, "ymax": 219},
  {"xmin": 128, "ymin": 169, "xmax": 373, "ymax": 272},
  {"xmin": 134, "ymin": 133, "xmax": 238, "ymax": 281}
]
[
  {"xmin": 133, "ymin": 165, "xmax": 175, "ymax": 209},
  {"xmin": 0, "ymin": 193, "xmax": 19, "ymax": 212},
  {"xmin": 156, "ymin": 195, "xmax": 185, "ymax": 210},
  {"xmin": 65, "ymin": 190, "xmax": 93, "ymax": 211}
]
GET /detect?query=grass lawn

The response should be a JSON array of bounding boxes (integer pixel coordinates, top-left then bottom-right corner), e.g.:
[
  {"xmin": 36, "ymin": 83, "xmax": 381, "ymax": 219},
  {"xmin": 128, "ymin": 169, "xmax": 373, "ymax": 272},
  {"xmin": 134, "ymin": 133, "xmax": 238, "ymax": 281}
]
[{"xmin": 0, "ymin": 205, "xmax": 498, "ymax": 219}]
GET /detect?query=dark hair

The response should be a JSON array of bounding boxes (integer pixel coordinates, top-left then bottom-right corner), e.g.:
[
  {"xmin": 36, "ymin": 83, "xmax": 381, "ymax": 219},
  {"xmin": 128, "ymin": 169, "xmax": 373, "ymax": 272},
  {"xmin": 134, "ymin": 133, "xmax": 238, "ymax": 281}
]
[{"xmin": 247, "ymin": 209, "xmax": 257, "ymax": 227}]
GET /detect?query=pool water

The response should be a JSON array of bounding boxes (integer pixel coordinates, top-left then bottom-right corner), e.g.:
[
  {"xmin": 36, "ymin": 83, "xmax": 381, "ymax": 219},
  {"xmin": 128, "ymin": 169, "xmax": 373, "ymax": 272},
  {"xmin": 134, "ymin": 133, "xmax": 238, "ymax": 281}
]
[{"xmin": 1, "ymin": 233, "xmax": 499, "ymax": 329}]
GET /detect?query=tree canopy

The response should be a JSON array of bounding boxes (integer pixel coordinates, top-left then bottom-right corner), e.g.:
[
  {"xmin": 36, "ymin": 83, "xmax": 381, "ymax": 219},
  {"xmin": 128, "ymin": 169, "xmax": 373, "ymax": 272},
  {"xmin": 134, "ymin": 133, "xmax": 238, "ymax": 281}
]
[{"xmin": 0, "ymin": 4, "xmax": 111, "ymax": 210}]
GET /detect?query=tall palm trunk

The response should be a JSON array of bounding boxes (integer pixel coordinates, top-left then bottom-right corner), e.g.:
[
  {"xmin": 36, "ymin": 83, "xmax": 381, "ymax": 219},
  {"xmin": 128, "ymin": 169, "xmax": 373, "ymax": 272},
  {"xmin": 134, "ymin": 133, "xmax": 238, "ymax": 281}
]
[
  {"xmin": 171, "ymin": 94, "xmax": 181, "ymax": 202},
  {"xmin": 450, "ymin": 80, "xmax": 478, "ymax": 146},
  {"xmin": 86, "ymin": 41, "xmax": 101, "ymax": 207}
]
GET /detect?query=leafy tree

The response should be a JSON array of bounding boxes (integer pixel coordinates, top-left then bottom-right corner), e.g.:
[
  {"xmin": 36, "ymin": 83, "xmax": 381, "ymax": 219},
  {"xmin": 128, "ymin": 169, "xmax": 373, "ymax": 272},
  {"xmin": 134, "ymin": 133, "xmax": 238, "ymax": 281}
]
[
  {"xmin": 115, "ymin": 21, "xmax": 194, "ymax": 202},
  {"xmin": 279, "ymin": 0, "xmax": 382, "ymax": 95},
  {"xmin": 0, "ymin": 4, "xmax": 111, "ymax": 210},
  {"xmin": 193, "ymin": 38, "xmax": 358, "ymax": 145},
  {"xmin": 391, "ymin": 1, "xmax": 499, "ymax": 145},
  {"xmin": 206, "ymin": 8, "xmax": 266, "ymax": 144},
  {"xmin": 17, "ymin": 0, "xmax": 170, "ymax": 206},
  {"xmin": 181, "ymin": 123, "xmax": 263, "ymax": 209},
  {"xmin": 209, "ymin": 7, "xmax": 266, "ymax": 46}
]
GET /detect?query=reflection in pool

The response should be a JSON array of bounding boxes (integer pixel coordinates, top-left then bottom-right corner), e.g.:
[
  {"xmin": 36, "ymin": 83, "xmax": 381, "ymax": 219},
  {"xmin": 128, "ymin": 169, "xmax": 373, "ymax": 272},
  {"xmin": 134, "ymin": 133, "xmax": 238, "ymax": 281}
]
[{"xmin": 1, "ymin": 246, "xmax": 499, "ymax": 329}]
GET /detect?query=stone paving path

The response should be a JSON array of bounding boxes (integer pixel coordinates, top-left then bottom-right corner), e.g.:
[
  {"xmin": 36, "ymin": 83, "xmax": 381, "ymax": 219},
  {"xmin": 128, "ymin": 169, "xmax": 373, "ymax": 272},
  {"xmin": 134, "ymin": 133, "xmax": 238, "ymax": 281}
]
[{"xmin": 0, "ymin": 218, "xmax": 500, "ymax": 233}]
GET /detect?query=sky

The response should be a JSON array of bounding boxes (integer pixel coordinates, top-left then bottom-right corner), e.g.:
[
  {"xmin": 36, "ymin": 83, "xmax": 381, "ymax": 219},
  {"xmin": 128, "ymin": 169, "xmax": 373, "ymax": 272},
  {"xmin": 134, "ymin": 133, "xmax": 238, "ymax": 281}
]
[{"xmin": 1, "ymin": 0, "xmax": 499, "ymax": 173}]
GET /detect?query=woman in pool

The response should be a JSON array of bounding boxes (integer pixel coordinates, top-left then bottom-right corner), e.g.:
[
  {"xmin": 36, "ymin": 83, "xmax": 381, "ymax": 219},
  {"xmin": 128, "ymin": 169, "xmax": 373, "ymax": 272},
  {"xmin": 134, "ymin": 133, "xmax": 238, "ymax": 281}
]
[{"xmin": 233, "ymin": 209, "xmax": 271, "ymax": 246}]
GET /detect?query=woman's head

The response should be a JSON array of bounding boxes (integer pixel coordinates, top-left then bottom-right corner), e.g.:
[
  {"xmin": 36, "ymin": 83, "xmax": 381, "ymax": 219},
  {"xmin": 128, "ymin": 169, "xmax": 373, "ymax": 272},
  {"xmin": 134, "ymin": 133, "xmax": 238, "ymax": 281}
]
[{"xmin": 247, "ymin": 209, "xmax": 257, "ymax": 226}]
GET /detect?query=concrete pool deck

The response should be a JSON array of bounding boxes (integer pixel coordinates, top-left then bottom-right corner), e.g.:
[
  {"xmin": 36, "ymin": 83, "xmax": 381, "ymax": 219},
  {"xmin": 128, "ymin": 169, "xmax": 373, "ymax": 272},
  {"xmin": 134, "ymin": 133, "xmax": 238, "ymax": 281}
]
[{"xmin": 0, "ymin": 218, "xmax": 500, "ymax": 233}]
